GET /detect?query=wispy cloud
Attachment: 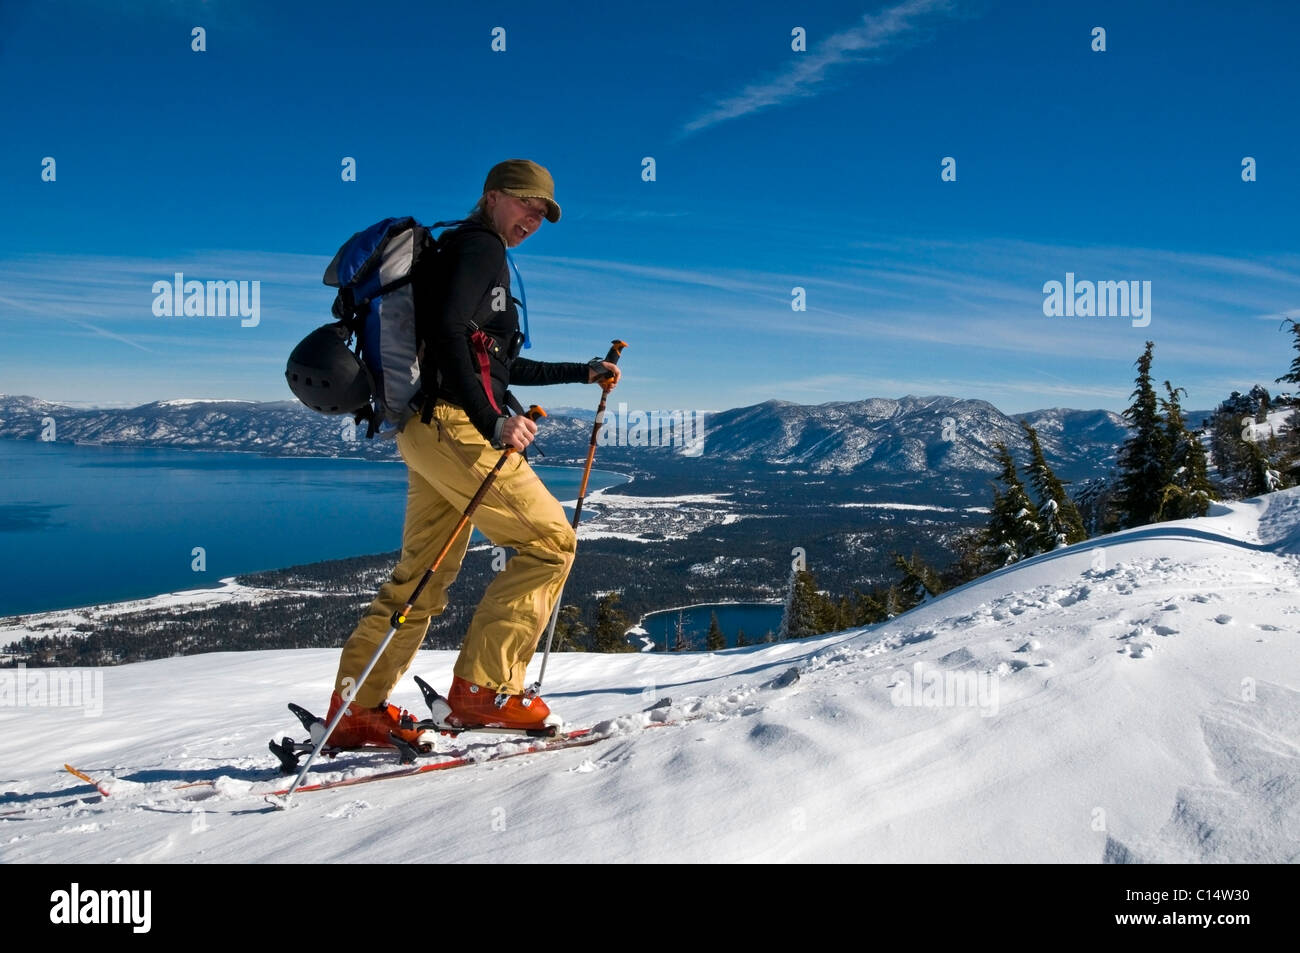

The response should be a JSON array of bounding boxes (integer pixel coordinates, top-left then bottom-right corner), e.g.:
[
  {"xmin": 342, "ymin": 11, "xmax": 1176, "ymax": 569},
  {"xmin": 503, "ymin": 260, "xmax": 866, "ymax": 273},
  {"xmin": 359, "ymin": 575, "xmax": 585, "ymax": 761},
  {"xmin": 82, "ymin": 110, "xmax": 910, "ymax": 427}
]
[
  {"xmin": 4, "ymin": 235, "xmax": 1295, "ymax": 412},
  {"xmin": 60, "ymin": 317, "xmax": 155, "ymax": 353},
  {"xmin": 1256, "ymin": 307, "xmax": 1300, "ymax": 324},
  {"xmin": 681, "ymin": 0, "xmax": 961, "ymax": 136}
]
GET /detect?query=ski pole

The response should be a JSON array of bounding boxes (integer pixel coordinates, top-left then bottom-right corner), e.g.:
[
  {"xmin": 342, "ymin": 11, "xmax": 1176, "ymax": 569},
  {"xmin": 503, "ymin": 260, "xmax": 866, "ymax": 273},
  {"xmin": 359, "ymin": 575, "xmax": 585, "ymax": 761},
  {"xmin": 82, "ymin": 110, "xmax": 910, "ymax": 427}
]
[
  {"xmin": 271, "ymin": 405, "xmax": 547, "ymax": 807},
  {"xmin": 530, "ymin": 340, "xmax": 626, "ymax": 694}
]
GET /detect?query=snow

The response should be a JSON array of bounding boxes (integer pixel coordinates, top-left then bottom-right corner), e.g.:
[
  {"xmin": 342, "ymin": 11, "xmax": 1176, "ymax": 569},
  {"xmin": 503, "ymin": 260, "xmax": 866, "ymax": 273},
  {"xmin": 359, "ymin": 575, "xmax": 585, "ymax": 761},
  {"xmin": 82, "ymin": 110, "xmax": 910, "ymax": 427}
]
[
  {"xmin": 584, "ymin": 490, "xmax": 734, "ymax": 508},
  {"xmin": 840, "ymin": 502, "xmax": 991, "ymax": 513},
  {"xmin": 2, "ymin": 490, "xmax": 1299, "ymax": 863},
  {"xmin": 0, "ymin": 578, "xmax": 325, "ymax": 648},
  {"xmin": 1240, "ymin": 406, "xmax": 1295, "ymax": 443},
  {"xmin": 573, "ymin": 488, "xmax": 742, "ymax": 542},
  {"xmin": 574, "ymin": 530, "xmax": 660, "ymax": 542},
  {"xmin": 154, "ymin": 399, "xmax": 257, "ymax": 407}
]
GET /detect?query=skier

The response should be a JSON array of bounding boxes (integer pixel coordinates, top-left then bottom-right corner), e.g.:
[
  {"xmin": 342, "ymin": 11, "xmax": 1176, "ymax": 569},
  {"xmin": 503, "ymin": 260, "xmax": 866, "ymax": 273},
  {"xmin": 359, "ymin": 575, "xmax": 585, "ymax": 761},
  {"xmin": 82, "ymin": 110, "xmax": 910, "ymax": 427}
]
[{"xmin": 326, "ymin": 159, "xmax": 621, "ymax": 745}]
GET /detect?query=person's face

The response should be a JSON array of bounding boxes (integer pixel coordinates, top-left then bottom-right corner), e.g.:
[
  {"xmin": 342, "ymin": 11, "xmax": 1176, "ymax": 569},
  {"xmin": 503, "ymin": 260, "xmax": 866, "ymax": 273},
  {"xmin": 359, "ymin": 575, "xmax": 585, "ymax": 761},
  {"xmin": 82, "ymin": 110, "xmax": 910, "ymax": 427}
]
[{"xmin": 488, "ymin": 191, "xmax": 548, "ymax": 247}]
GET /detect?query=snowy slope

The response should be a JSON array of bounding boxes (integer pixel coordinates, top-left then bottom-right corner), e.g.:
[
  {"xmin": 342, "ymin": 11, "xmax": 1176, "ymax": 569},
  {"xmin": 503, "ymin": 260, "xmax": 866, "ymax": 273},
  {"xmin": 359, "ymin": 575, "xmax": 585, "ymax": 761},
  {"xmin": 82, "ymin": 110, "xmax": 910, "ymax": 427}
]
[{"xmin": 3, "ymin": 490, "xmax": 1298, "ymax": 863}]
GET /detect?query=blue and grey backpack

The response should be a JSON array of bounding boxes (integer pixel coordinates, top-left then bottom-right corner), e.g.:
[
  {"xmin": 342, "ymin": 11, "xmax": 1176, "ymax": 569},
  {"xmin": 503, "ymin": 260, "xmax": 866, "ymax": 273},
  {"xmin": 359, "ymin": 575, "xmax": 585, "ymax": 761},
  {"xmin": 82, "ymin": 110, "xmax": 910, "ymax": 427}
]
[{"xmin": 286, "ymin": 217, "xmax": 457, "ymax": 437}]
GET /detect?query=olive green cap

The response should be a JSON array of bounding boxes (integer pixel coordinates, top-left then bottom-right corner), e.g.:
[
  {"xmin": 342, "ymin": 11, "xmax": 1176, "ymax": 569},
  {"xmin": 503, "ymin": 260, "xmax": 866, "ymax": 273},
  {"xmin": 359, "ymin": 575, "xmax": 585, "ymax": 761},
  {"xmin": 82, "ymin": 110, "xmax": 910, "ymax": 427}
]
[{"xmin": 484, "ymin": 158, "xmax": 561, "ymax": 223}]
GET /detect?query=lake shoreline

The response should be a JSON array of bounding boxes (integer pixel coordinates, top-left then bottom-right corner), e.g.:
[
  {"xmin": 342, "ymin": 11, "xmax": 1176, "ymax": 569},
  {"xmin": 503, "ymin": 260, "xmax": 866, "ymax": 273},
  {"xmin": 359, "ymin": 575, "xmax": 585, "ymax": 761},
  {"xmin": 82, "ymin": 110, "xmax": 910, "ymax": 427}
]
[{"xmin": 0, "ymin": 441, "xmax": 631, "ymax": 617}]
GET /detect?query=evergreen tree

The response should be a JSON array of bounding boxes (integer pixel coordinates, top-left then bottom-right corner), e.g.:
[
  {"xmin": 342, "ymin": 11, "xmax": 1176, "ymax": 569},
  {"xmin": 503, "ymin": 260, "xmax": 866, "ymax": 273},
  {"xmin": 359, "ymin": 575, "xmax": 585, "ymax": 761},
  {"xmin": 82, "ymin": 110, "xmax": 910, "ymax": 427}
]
[
  {"xmin": 735, "ymin": 627, "xmax": 749, "ymax": 647},
  {"xmin": 1210, "ymin": 387, "xmax": 1290, "ymax": 498},
  {"xmin": 1157, "ymin": 382, "xmax": 1216, "ymax": 519},
  {"xmin": 776, "ymin": 559, "xmax": 800, "ymax": 641},
  {"xmin": 782, "ymin": 570, "xmax": 825, "ymax": 639},
  {"xmin": 881, "ymin": 584, "xmax": 906, "ymax": 619},
  {"xmin": 1276, "ymin": 318, "xmax": 1300, "ymax": 389},
  {"xmin": 853, "ymin": 589, "xmax": 888, "ymax": 625},
  {"xmin": 834, "ymin": 595, "xmax": 855, "ymax": 630},
  {"xmin": 985, "ymin": 444, "xmax": 1041, "ymax": 565},
  {"xmin": 945, "ymin": 526, "xmax": 996, "ymax": 585},
  {"xmin": 1241, "ymin": 437, "xmax": 1282, "ymax": 496},
  {"xmin": 1115, "ymin": 341, "xmax": 1171, "ymax": 528},
  {"xmin": 592, "ymin": 593, "xmax": 634, "ymax": 653},
  {"xmin": 1181, "ymin": 424, "xmax": 1217, "ymax": 516},
  {"xmin": 1209, "ymin": 403, "xmax": 1253, "ymax": 497},
  {"xmin": 814, "ymin": 583, "xmax": 839, "ymax": 634},
  {"xmin": 1071, "ymin": 475, "xmax": 1121, "ymax": 537},
  {"xmin": 1263, "ymin": 433, "xmax": 1287, "ymax": 490},
  {"xmin": 1020, "ymin": 422, "xmax": 1087, "ymax": 549},
  {"xmin": 1274, "ymin": 319, "xmax": 1300, "ymax": 479},
  {"xmin": 1249, "ymin": 384, "xmax": 1272, "ymax": 421},
  {"xmin": 892, "ymin": 551, "xmax": 944, "ymax": 611},
  {"xmin": 705, "ymin": 611, "xmax": 726, "ymax": 651},
  {"xmin": 551, "ymin": 604, "xmax": 587, "ymax": 653}
]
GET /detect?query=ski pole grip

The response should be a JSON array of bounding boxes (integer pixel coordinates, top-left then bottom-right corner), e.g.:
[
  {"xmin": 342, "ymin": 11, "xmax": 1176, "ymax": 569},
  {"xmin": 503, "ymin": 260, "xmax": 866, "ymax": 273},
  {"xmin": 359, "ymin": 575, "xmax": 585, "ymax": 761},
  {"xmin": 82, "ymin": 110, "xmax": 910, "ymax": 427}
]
[
  {"xmin": 590, "ymin": 340, "xmax": 628, "ymax": 385},
  {"xmin": 502, "ymin": 406, "xmax": 546, "ymax": 455},
  {"xmin": 604, "ymin": 339, "xmax": 628, "ymax": 365}
]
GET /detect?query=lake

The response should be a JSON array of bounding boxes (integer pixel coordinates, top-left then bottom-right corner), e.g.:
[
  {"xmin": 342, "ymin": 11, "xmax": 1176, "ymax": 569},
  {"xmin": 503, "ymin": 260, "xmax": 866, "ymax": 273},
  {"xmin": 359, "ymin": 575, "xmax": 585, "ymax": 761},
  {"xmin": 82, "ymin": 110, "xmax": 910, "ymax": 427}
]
[
  {"xmin": 0, "ymin": 441, "xmax": 627, "ymax": 616},
  {"xmin": 638, "ymin": 602, "xmax": 785, "ymax": 651}
]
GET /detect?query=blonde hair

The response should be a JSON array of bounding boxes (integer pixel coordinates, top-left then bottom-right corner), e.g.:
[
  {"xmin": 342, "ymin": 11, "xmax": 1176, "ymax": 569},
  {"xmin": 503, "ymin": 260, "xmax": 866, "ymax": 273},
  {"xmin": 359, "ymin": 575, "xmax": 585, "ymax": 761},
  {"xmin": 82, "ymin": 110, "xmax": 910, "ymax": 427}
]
[{"xmin": 467, "ymin": 193, "xmax": 506, "ymax": 240}]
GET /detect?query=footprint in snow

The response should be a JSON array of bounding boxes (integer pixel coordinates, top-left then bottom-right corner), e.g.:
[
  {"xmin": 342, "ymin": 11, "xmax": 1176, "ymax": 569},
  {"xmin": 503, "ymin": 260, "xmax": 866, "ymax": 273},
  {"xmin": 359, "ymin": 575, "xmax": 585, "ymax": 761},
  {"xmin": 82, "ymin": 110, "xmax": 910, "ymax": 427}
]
[
  {"xmin": 1053, "ymin": 587, "xmax": 1089, "ymax": 607},
  {"xmin": 1119, "ymin": 641, "xmax": 1153, "ymax": 658},
  {"xmin": 1214, "ymin": 614, "xmax": 1234, "ymax": 625},
  {"xmin": 324, "ymin": 800, "xmax": 371, "ymax": 819},
  {"xmin": 940, "ymin": 647, "xmax": 976, "ymax": 666}
]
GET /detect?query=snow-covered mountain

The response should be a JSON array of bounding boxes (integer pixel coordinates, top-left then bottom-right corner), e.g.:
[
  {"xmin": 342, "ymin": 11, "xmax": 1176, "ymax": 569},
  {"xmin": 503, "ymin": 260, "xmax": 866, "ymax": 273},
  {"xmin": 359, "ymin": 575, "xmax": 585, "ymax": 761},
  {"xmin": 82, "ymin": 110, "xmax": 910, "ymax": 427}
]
[
  {"xmin": 703, "ymin": 396, "xmax": 1125, "ymax": 479},
  {"xmin": 0, "ymin": 394, "xmax": 1124, "ymax": 479},
  {"xmin": 4, "ymin": 487, "xmax": 1297, "ymax": 863},
  {"xmin": 0, "ymin": 395, "xmax": 590, "ymax": 461}
]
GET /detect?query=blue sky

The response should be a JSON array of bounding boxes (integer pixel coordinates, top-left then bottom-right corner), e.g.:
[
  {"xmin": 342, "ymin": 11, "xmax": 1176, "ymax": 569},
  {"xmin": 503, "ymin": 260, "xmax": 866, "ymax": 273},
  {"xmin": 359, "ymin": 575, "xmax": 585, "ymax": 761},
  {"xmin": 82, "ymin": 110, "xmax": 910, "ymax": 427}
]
[{"xmin": 2, "ymin": 0, "xmax": 1297, "ymax": 416}]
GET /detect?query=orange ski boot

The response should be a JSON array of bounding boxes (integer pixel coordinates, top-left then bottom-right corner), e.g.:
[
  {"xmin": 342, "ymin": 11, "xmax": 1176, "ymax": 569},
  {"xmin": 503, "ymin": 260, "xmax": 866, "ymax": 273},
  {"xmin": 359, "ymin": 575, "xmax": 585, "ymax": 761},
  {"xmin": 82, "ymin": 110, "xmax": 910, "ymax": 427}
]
[
  {"xmin": 324, "ymin": 691, "xmax": 430, "ymax": 749},
  {"xmin": 445, "ymin": 676, "xmax": 563, "ymax": 732}
]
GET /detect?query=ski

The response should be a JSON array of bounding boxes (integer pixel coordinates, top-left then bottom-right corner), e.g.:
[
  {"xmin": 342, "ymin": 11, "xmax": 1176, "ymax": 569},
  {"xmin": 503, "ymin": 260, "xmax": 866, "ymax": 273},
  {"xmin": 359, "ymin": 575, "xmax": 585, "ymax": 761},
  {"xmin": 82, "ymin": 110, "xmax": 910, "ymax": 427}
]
[
  {"xmin": 267, "ymin": 683, "xmax": 570, "ymax": 775},
  {"xmin": 268, "ymin": 725, "xmax": 611, "ymax": 797},
  {"xmin": 50, "ymin": 668, "xmax": 801, "ymax": 813},
  {"xmin": 263, "ymin": 690, "xmax": 686, "ymax": 804},
  {"xmin": 267, "ymin": 668, "xmax": 799, "ymax": 800},
  {"xmin": 57, "ymin": 764, "xmax": 233, "ymax": 808}
]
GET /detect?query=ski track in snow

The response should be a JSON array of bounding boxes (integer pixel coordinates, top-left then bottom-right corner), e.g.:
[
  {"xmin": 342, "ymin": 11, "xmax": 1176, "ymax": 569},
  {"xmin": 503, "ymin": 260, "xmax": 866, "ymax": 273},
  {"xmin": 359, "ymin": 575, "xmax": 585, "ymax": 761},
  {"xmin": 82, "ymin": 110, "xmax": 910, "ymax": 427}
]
[{"xmin": 2, "ymin": 491, "xmax": 1298, "ymax": 862}]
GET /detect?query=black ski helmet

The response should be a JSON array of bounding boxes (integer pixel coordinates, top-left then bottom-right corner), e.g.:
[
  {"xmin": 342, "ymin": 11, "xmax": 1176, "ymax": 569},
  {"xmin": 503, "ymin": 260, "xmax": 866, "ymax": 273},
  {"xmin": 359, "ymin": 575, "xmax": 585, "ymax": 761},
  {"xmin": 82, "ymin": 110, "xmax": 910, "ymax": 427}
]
[{"xmin": 285, "ymin": 323, "xmax": 373, "ymax": 414}]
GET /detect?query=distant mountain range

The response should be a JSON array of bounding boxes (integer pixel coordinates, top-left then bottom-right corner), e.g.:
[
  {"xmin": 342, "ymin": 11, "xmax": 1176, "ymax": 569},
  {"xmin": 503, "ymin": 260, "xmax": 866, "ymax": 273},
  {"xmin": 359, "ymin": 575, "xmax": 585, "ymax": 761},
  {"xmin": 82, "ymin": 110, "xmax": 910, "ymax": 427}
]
[
  {"xmin": 697, "ymin": 397, "xmax": 1126, "ymax": 481},
  {"xmin": 0, "ymin": 394, "xmax": 1127, "ymax": 482}
]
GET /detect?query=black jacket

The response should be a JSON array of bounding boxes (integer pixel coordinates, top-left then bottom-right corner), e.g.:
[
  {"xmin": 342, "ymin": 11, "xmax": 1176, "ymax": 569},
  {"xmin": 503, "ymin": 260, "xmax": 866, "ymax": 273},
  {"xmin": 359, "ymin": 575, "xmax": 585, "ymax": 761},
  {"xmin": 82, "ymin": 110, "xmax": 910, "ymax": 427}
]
[{"xmin": 416, "ymin": 221, "xmax": 588, "ymax": 443}]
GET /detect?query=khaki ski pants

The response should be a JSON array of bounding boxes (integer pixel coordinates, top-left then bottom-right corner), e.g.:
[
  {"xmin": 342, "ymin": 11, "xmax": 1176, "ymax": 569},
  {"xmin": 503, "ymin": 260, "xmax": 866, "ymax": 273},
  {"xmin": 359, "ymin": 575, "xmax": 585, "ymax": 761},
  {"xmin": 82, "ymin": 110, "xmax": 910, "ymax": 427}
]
[{"xmin": 335, "ymin": 402, "xmax": 576, "ymax": 706}]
